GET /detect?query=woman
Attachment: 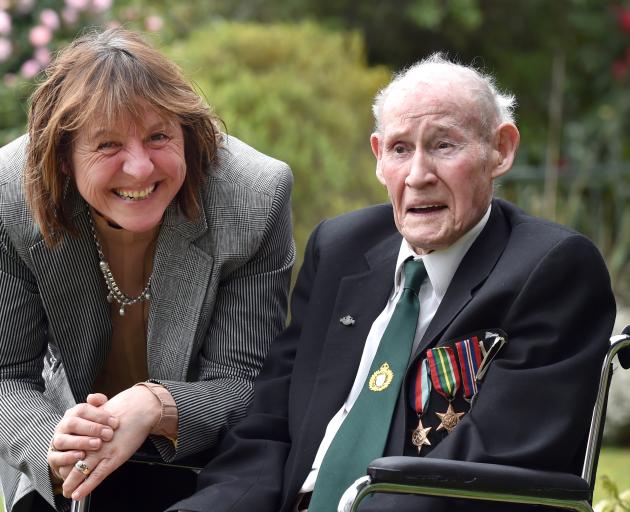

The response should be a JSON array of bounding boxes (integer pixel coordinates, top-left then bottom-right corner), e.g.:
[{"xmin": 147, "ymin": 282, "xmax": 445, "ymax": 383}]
[{"xmin": 0, "ymin": 28, "xmax": 294, "ymax": 511}]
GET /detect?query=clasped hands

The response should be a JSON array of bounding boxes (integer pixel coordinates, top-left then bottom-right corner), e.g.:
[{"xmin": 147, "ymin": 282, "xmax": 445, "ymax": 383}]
[{"xmin": 47, "ymin": 385, "xmax": 162, "ymax": 500}]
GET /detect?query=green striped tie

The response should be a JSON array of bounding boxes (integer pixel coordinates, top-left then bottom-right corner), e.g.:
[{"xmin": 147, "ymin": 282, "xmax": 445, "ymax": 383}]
[{"xmin": 309, "ymin": 258, "xmax": 427, "ymax": 511}]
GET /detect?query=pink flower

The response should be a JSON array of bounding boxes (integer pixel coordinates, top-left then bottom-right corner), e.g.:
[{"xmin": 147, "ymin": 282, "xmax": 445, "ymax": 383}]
[
  {"xmin": 3, "ymin": 72, "xmax": 17, "ymax": 87},
  {"xmin": 16, "ymin": 0, "xmax": 34, "ymax": 14},
  {"xmin": 40, "ymin": 9, "xmax": 60, "ymax": 30},
  {"xmin": 0, "ymin": 10, "xmax": 11, "ymax": 34},
  {"xmin": 20, "ymin": 58, "xmax": 41, "ymax": 79},
  {"xmin": 612, "ymin": 59, "xmax": 628, "ymax": 81},
  {"xmin": 29, "ymin": 25, "xmax": 52, "ymax": 47},
  {"xmin": 65, "ymin": 0, "xmax": 89, "ymax": 10},
  {"xmin": 92, "ymin": 0, "xmax": 112, "ymax": 13},
  {"xmin": 62, "ymin": 7, "xmax": 78, "ymax": 25},
  {"xmin": 35, "ymin": 46, "xmax": 51, "ymax": 66},
  {"xmin": 618, "ymin": 8, "xmax": 630, "ymax": 33},
  {"xmin": 145, "ymin": 15, "xmax": 163, "ymax": 32},
  {"xmin": 0, "ymin": 37, "xmax": 11, "ymax": 62}
]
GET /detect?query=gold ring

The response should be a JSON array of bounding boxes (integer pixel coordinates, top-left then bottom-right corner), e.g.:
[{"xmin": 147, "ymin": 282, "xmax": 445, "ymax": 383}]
[
  {"xmin": 74, "ymin": 460, "xmax": 91, "ymax": 476},
  {"xmin": 48, "ymin": 439, "xmax": 58, "ymax": 452}
]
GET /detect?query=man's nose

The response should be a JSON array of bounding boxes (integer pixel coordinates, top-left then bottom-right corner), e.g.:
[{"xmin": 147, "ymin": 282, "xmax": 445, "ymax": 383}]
[
  {"xmin": 405, "ymin": 149, "xmax": 437, "ymax": 187},
  {"xmin": 122, "ymin": 143, "xmax": 154, "ymax": 180}
]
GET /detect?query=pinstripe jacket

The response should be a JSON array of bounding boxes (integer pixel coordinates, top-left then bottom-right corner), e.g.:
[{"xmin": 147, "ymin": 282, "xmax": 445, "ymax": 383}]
[{"xmin": 0, "ymin": 135, "xmax": 295, "ymax": 512}]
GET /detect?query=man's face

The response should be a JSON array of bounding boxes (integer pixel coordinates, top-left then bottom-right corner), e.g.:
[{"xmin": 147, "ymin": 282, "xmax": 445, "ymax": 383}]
[{"xmin": 371, "ymin": 80, "xmax": 508, "ymax": 255}]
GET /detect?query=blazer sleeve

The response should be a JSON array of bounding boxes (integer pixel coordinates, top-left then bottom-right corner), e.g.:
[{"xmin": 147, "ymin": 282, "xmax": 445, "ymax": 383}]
[
  {"xmin": 0, "ymin": 218, "xmax": 64, "ymax": 509},
  {"xmin": 167, "ymin": 220, "xmax": 323, "ymax": 512},
  {"xmin": 360, "ymin": 234, "xmax": 617, "ymax": 511},
  {"xmin": 151, "ymin": 165, "xmax": 296, "ymax": 462}
]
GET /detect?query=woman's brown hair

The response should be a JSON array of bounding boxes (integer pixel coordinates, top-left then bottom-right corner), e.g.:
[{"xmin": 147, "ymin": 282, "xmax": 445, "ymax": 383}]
[{"xmin": 24, "ymin": 27, "xmax": 220, "ymax": 246}]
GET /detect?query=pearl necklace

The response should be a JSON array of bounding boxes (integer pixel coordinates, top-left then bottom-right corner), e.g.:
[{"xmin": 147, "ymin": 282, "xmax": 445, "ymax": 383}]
[{"xmin": 88, "ymin": 211, "xmax": 153, "ymax": 316}]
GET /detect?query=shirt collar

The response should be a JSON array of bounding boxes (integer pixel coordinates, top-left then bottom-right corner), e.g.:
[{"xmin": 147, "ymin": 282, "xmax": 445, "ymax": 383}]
[{"xmin": 392, "ymin": 203, "xmax": 492, "ymax": 299}]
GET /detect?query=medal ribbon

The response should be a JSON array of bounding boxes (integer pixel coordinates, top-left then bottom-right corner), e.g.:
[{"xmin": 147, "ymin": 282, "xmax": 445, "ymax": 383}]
[
  {"xmin": 408, "ymin": 358, "xmax": 431, "ymax": 415},
  {"xmin": 476, "ymin": 335, "xmax": 507, "ymax": 381},
  {"xmin": 427, "ymin": 347, "xmax": 460, "ymax": 401},
  {"xmin": 455, "ymin": 337, "xmax": 483, "ymax": 399}
]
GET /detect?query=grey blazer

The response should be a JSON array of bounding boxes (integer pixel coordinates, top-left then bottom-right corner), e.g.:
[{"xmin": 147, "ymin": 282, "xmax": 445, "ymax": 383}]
[{"xmin": 0, "ymin": 135, "xmax": 295, "ymax": 511}]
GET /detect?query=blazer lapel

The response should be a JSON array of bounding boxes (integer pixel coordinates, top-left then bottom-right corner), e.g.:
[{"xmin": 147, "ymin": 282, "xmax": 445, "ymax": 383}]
[
  {"xmin": 29, "ymin": 201, "xmax": 110, "ymax": 401},
  {"xmin": 146, "ymin": 202, "xmax": 214, "ymax": 380}
]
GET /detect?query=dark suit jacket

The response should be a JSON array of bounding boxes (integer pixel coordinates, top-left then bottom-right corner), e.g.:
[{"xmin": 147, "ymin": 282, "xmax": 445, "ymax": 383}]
[{"xmin": 172, "ymin": 199, "xmax": 616, "ymax": 512}]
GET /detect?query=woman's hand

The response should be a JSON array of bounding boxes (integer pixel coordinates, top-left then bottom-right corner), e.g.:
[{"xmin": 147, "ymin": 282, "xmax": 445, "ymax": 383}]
[
  {"xmin": 62, "ymin": 384, "xmax": 162, "ymax": 500},
  {"xmin": 47, "ymin": 394, "xmax": 119, "ymax": 481}
]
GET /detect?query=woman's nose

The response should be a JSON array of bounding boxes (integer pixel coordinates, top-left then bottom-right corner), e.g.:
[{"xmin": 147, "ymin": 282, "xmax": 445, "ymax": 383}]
[{"xmin": 122, "ymin": 144, "xmax": 154, "ymax": 180}]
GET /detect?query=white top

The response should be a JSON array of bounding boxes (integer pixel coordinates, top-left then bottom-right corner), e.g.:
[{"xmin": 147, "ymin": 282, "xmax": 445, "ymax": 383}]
[{"xmin": 300, "ymin": 204, "xmax": 492, "ymax": 493}]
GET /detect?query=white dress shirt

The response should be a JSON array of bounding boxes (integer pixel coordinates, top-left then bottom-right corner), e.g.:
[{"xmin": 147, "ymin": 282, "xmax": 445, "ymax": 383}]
[{"xmin": 300, "ymin": 205, "xmax": 491, "ymax": 493}]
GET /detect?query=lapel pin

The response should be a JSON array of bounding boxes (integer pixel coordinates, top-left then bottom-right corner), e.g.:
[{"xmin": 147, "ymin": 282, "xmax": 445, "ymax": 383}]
[{"xmin": 339, "ymin": 315, "xmax": 355, "ymax": 326}]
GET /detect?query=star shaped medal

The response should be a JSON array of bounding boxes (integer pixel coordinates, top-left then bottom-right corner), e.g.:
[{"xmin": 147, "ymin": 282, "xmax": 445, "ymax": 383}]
[
  {"xmin": 427, "ymin": 346, "xmax": 464, "ymax": 434},
  {"xmin": 410, "ymin": 359, "xmax": 432, "ymax": 452},
  {"xmin": 435, "ymin": 403, "xmax": 465, "ymax": 433}
]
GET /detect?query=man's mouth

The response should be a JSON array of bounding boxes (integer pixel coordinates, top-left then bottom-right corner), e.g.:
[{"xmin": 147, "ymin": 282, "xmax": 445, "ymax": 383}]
[
  {"xmin": 114, "ymin": 183, "xmax": 157, "ymax": 201},
  {"xmin": 408, "ymin": 204, "xmax": 446, "ymax": 213}
]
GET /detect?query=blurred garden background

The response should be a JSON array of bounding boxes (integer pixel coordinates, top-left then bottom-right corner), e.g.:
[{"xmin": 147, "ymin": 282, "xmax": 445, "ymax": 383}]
[{"xmin": 0, "ymin": 0, "xmax": 629, "ymax": 509}]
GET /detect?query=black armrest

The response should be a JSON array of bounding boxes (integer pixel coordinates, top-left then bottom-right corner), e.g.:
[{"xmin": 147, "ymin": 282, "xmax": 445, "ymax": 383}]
[
  {"xmin": 129, "ymin": 443, "xmax": 214, "ymax": 470},
  {"xmin": 367, "ymin": 457, "xmax": 591, "ymax": 502}
]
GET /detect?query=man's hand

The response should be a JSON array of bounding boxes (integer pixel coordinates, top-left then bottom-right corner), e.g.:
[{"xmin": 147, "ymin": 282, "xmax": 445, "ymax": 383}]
[{"xmin": 61, "ymin": 385, "xmax": 162, "ymax": 500}]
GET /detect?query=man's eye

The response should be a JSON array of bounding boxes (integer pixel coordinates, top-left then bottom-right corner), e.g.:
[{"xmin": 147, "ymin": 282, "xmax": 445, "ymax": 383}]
[
  {"xmin": 437, "ymin": 141, "xmax": 454, "ymax": 150},
  {"xmin": 393, "ymin": 144, "xmax": 407, "ymax": 154}
]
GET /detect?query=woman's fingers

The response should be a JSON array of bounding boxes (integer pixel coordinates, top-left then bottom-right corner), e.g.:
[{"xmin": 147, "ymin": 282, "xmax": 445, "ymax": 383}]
[
  {"xmin": 86, "ymin": 393, "xmax": 108, "ymax": 407},
  {"xmin": 51, "ymin": 432, "xmax": 107, "ymax": 452},
  {"xmin": 61, "ymin": 402, "xmax": 119, "ymax": 432},
  {"xmin": 47, "ymin": 450, "xmax": 85, "ymax": 480},
  {"xmin": 62, "ymin": 455, "xmax": 119, "ymax": 500}
]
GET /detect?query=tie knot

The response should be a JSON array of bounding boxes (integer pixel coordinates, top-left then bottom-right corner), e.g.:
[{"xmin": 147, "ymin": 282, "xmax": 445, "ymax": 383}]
[{"xmin": 403, "ymin": 259, "xmax": 426, "ymax": 294}]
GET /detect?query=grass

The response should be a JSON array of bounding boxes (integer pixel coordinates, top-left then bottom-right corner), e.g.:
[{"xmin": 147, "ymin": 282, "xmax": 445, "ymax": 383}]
[
  {"xmin": 594, "ymin": 446, "xmax": 630, "ymax": 504},
  {"xmin": 0, "ymin": 447, "xmax": 626, "ymax": 511}
]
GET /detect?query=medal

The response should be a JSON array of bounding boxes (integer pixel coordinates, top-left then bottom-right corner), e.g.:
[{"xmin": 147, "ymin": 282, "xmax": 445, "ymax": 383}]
[
  {"xmin": 435, "ymin": 403, "xmax": 465, "ymax": 433},
  {"xmin": 427, "ymin": 346, "xmax": 464, "ymax": 433},
  {"xmin": 455, "ymin": 336, "xmax": 483, "ymax": 404},
  {"xmin": 476, "ymin": 334, "xmax": 507, "ymax": 381},
  {"xmin": 408, "ymin": 358, "xmax": 432, "ymax": 451}
]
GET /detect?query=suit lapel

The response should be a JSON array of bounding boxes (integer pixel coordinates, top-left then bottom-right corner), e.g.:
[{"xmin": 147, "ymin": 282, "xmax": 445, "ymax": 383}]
[
  {"xmin": 287, "ymin": 232, "xmax": 401, "ymax": 498},
  {"xmin": 412, "ymin": 201, "xmax": 510, "ymax": 358},
  {"xmin": 146, "ymin": 201, "xmax": 213, "ymax": 380}
]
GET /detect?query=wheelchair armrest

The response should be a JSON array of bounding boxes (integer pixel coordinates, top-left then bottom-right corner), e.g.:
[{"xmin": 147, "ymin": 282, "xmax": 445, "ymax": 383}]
[
  {"xmin": 367, "ymin": 457, "xmax": 592, "ymax": 502},
  {"xmin": 129, "ymin": 445, "xmax": 213, "ymax": 471}
]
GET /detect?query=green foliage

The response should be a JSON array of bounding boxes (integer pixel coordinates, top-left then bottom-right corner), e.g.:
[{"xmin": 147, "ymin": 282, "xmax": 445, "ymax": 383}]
[
  {"xmin": 498, "ymin": 166, "xmax": 630, "ymax": 303},
  {"xmin": 595, "ymin": 475, "xmax": 630, "ymax": 511},
  {"xmin": 164, "ymin": 21, "xmax": 390, "ymax": 264}
]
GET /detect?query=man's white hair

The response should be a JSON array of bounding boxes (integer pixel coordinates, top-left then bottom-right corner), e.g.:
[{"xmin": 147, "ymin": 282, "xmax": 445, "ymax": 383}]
[{"xmin": 372, "ymin": 53, "xmax": 516, "ymax": 135}]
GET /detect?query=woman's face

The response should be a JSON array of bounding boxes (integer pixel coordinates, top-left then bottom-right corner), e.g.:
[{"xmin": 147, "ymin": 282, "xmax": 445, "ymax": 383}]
[{"xmin": 72, "ymin": 106, "xmax": 186, "ymax": 233}]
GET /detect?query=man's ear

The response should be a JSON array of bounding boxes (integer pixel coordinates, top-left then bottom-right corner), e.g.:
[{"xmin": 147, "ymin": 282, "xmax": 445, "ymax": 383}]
[
  {"xmin": 490, "ymin": 123, "xmax": 520, "ymax": 179},
  {"xmin": 370, "ymin": 132, "xmax": 386, "ymax": 186}
]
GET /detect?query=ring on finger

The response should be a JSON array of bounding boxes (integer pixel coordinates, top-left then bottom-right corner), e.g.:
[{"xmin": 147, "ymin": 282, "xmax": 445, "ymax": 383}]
[
  {"xmin": 74, "ymin": 460, "xmax": 91, "ymax": 476},
  {"xmin": 48, "ymin": 438, "xmax": 58, "ymax": 452}
]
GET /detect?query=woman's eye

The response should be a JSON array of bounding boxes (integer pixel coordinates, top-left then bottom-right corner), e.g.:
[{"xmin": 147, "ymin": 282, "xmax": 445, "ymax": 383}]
[
  {"xmin": 96, "ymin": 141, "xmax": 118, "ymax": 152},
  {"xmin": 149, "ymin": 133, "xmax": 170, "ymax": 144}
]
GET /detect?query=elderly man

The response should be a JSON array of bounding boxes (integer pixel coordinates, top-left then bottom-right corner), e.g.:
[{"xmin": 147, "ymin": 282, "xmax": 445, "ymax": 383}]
[{"xmin": 170, "ymin": 55, "xmax": 616, "ymax": 512}]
